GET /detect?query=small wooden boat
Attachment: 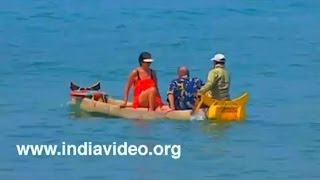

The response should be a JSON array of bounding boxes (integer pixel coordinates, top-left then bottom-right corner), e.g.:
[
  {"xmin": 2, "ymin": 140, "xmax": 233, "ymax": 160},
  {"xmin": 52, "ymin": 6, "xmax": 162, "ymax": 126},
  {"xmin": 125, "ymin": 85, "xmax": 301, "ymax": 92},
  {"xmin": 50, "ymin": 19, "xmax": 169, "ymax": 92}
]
[{"xmin": 69, "ymin": 82, "xmax": 249, "ymax": 121}]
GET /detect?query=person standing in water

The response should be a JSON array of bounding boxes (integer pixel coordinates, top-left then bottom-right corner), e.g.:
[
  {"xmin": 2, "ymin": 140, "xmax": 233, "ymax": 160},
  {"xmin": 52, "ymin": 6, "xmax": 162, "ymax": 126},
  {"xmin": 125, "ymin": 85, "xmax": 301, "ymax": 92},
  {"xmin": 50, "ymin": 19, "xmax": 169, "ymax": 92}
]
[{"xmin": 120, "ymin": 52, "xmax": 166, "ymax": 111}]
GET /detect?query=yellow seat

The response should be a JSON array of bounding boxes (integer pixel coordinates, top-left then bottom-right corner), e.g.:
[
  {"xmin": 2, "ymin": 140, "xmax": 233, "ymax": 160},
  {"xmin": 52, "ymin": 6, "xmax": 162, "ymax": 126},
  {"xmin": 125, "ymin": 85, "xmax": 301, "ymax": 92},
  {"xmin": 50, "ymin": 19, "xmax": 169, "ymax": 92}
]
[{"xmin": 194, "ymin": 92, "xmax": 249, "ymax": 121}]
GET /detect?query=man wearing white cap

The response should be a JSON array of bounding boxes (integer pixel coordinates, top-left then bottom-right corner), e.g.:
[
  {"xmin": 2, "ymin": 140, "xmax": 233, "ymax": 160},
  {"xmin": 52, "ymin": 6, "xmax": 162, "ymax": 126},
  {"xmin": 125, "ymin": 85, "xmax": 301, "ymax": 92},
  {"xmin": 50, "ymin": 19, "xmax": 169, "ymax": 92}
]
[{"xmin": 198, "ymin": 53, "xmax": 230, "ymax": 100}]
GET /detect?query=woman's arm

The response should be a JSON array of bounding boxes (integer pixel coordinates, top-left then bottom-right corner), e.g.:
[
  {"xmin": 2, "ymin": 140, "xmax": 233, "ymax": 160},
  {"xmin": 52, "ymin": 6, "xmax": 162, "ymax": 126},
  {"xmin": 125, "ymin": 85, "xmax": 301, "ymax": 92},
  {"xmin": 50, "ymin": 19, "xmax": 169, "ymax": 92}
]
[
  {"xmin": 121, "ymin": 70, "xmax": 136, "ymax": 107},
  {"xmin": 152, "ymin": 70, "xmax": 162, "ymax": 99}
]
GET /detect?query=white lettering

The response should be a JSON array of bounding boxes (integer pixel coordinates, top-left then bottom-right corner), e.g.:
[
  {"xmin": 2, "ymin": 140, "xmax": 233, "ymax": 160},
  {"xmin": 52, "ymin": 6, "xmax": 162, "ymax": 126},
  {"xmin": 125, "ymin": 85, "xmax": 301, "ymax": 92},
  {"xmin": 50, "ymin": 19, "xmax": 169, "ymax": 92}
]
[
  {"xmin": 15, "ymin": 142, "xmax": 182, "ymax": 159},
  {"xmin": 128, "ymin": 145, "xmax": 137, "ymax": 155},
  {"xmin": 93, "ymin": 145, "xmax": 102, "ymax": 156},
  {"xmin": 78, "ymin": 142, "xmax": 87, "ymax": 156},
  {"xmin": 171, "ymin": 145, "xmax": 181, "ymax": 159},
  {"xmin": 138, "ymin": 145, "xmax": 148, "ymax": 156},
  {"xmin": 103, "ymin": 145, "xmax": 112, "ymax": 155},
  {"xmin": 153, "ymin": 145, "xmax": 164, "ymax": 156},
  {"xmin": 118, "ymin": 142, "xmax": 127, "ymax": 156}
]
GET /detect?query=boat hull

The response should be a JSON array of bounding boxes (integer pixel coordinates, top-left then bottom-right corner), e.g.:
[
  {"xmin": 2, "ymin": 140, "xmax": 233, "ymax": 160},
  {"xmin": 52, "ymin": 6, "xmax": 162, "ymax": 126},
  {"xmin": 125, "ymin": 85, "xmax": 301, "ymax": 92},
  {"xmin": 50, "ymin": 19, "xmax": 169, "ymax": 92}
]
[
  {"xmin": 68, "ymin": 81, "xmax": 249, "ymax": 121},
  {"xmin": 74, "ymin": 97, "xmax": 197, "ymax": 120}
]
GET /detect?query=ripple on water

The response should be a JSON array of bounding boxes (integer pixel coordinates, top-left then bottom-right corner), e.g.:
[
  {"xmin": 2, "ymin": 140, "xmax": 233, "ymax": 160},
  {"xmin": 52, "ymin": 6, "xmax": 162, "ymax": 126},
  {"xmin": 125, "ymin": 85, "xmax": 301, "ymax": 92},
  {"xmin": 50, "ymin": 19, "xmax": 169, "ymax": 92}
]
[
  {"xmin": 82, "ymin": 175, "xmax": 107, "ymax": 180},
  {"xmin": 29, "ymin": 12, "xmax": 63, "ymax": 20},
  {"xmin": 7, "ymin": 43, "xmax": 20, "ymax": 48},
  {"xmin": 25, "ymin": 25, "xmax": 60, "ymax": 33},
  {"xmin": 257, "ymin": 70, "xmax": 277, "ymax": 78},
  {"xmin": 15, "ymin": 15, "xmax": 29, "ymax": 21},
  {"xmin": 0, "ymin": 10, "xmax": 19, "ymax": 16},
  {"xmin": 6, "ymin": 121, "xmax": 63, "ymax": 139},
  {"xmin": 224, "ymin": 7, "xmax": 265, "ymax": 16},
  {"xmin": 288, "ymin": 63, "xmax": 307, "ymax": 68},
  {"xmin": 53, "ymin": 167, "xmax": 73, "ymax": 173}
]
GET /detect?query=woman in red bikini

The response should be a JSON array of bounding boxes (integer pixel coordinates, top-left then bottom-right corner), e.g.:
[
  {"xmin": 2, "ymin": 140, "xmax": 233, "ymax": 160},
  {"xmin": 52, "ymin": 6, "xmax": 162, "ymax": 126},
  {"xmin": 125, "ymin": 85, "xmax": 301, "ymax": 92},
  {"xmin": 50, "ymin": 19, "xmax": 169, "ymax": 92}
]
[{"xmin": 120, "ymin": 52, "xmax": 170, "ymax": 111}]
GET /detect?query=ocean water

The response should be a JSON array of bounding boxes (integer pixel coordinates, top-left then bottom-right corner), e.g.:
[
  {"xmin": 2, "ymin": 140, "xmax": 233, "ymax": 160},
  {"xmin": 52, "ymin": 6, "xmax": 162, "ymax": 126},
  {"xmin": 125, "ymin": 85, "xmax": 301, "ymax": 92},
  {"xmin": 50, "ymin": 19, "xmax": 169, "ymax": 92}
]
[{"xmin": 1, "ymin": 0, "xmax": 320, "ymax": 179}]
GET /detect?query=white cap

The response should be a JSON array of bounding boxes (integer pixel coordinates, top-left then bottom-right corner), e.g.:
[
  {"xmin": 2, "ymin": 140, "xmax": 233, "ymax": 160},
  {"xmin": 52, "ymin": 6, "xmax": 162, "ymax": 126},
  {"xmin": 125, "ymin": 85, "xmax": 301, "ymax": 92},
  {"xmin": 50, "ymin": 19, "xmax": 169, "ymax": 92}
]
[
  {"xmin": 142, "ymin": 58, "xmax": 154, "ymax": 63},
  {"xmin": 211, "ymin": 53, "xmax": 226, "ymax": 62}
]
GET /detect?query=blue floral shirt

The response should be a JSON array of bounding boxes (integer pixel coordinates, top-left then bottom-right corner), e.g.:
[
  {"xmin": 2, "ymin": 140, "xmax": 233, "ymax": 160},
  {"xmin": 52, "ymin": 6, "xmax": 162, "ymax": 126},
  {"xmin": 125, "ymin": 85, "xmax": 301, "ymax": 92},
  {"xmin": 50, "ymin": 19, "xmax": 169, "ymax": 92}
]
[{"xmin": 167, "ymin": 77, "xmax": 204, "ymax": 110}]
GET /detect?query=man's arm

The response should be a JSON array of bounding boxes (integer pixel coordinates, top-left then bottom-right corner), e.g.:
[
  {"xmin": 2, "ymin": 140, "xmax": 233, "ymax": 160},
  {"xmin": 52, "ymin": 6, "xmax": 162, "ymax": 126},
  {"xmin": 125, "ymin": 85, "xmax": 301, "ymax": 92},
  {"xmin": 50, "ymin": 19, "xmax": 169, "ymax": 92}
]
[
  {"xmin": 167, "ymin": 94, "xmax": 175, "ymax": 109},
  {"xmin": 195, "ymin": 77, "xmax": 205, "ymax": 89},
  {"xmin": 198, "ymin": 70, "xmax": 217, "ymax": 94},
  {"xmin": 166, "ymin": 80, "xmax": 176, "ymax": 109}
]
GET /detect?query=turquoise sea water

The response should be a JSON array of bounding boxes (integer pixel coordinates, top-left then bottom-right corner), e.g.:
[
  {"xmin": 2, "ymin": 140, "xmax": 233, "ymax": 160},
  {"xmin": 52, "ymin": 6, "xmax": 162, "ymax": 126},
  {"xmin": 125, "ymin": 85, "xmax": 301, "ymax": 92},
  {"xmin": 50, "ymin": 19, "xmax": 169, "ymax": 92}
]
[{"xmin": 1, "ymin": 0, "xmax": 320, "ymax": 179}]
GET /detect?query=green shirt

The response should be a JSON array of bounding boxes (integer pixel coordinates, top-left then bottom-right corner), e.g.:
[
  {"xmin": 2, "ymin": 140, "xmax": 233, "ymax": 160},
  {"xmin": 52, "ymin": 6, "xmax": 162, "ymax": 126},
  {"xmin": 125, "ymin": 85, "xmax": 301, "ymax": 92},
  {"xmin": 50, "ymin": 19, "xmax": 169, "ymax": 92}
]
[{"xmin": 198, "ymin": 64, "xmax": 230, "ymax": 100}]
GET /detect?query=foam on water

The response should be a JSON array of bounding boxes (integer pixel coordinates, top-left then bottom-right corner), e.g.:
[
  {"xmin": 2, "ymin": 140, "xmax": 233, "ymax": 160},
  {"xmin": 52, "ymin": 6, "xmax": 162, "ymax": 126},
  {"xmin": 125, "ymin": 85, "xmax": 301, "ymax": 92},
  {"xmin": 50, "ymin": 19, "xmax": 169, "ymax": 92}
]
[{"xmin": 190, "ymin": 110, "xmax": 206, "ymax": 121}]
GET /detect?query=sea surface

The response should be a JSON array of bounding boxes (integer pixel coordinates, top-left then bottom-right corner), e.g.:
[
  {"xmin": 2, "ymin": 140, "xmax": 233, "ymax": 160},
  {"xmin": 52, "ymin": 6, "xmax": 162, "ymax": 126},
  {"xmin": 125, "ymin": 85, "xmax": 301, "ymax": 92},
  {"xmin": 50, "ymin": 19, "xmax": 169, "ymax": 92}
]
[{"xmin": 1, "ymin": 0, "xmax": 320, "ymax": 179}]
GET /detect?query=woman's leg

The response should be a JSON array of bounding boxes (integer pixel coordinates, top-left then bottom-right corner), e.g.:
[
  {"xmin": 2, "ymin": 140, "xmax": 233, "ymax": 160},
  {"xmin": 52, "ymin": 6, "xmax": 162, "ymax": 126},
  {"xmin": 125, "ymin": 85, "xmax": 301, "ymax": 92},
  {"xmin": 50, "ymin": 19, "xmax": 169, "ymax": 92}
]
[
  {"xmin": 156, "ymin": 105, "xmax": 172, "ymax": 112},
  {"xmin": 139, "ymin": 90, "xmax": 172, "ymax": 112},
  {"xmin": 138, "ymin": 87, "xmax": 159, "ymax": 110}
]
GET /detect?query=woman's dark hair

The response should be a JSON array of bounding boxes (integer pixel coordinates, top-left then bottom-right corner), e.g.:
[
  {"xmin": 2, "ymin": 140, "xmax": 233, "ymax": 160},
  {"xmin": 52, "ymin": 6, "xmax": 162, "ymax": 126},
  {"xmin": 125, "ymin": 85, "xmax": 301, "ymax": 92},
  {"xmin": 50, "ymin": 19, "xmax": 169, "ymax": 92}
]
[{"xmin": 138, "ymin": 51, "xmax": 152, "ymax": 66}]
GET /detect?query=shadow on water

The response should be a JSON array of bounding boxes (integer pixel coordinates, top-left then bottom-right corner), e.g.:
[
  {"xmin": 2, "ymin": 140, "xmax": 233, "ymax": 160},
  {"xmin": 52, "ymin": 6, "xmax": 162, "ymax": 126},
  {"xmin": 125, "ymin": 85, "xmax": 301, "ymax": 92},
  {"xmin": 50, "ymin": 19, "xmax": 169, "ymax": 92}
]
[{"xmin": 67, "ymin": 103, "xmax": 118, "ymax": 120}]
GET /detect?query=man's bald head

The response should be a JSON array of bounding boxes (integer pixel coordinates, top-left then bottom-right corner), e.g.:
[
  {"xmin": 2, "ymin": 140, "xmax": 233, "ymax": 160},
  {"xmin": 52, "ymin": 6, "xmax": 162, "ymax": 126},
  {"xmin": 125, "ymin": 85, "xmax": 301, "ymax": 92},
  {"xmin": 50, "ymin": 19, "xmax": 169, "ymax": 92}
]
[{"xmin": 177, "ymin": 66, "xmax": 190, "ymax": 78}]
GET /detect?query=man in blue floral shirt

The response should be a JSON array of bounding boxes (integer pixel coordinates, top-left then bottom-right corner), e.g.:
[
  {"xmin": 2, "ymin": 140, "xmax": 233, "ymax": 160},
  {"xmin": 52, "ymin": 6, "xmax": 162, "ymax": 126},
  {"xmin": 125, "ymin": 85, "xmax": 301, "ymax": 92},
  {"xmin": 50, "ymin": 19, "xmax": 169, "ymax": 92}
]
[{"xmin": 167, "ymin": 66, "xmax": 204, "ymax": 110}]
